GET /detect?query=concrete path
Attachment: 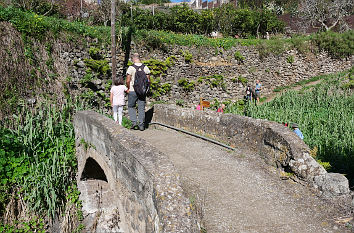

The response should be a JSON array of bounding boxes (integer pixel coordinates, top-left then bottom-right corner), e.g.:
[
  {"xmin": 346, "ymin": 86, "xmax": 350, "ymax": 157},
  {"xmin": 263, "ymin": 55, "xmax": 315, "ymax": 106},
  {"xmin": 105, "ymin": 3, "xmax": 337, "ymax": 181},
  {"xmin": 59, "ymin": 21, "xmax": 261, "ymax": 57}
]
[{"xmin": 132, "ymin": 127, "xmax": 348, "ymax": 233}]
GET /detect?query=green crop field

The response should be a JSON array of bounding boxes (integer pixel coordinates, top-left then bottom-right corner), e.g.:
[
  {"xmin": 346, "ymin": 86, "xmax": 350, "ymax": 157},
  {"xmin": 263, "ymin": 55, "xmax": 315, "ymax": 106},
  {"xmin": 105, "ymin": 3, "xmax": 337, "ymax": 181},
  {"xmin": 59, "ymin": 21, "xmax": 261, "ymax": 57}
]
[{"xmin": 226, "ymin": 70, "xmax": 354, "ymax": 187}]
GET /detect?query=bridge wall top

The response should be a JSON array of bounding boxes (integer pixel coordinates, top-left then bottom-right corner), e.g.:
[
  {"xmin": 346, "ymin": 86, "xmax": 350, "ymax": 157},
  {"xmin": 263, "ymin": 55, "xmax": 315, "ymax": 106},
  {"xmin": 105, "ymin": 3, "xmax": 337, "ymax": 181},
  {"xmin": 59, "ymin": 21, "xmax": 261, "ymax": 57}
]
[
  {"xmin": 152, "ymin": 104, "xmax": 350, "ymax": 197},
  {"xmin": 74, "ymin": 110, "xmax": 198, "ymax": 232}
]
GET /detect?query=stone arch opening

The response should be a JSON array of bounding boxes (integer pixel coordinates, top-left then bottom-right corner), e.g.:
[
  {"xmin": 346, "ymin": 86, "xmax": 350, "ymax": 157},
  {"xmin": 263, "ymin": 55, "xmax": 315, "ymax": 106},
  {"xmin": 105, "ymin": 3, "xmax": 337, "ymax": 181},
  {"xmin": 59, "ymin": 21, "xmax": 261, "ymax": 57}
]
[{"xmin": 80, "ymin": 157, "xmax": 108, "ymax": 182}]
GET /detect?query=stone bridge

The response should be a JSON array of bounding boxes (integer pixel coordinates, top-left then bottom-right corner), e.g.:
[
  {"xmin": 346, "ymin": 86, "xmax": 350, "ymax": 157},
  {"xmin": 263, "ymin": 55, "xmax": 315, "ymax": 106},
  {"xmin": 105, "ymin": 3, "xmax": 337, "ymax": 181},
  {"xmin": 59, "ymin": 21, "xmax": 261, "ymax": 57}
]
[{"xmin": 73, "ymin": 104, "xmax": 351, "ymax": 233}]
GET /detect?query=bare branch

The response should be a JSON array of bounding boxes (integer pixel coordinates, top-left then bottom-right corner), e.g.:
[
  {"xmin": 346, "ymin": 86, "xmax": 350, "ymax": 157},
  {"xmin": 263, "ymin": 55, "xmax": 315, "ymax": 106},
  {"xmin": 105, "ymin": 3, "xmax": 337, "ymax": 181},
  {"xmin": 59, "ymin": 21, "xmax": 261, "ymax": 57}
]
[
  {"xmin": 43, "ymin": 0, "xmax": 54, "ymax": 16},
  {"xmin": 298, "ymin": 0, "xmax": 353, "ymax": 31}
]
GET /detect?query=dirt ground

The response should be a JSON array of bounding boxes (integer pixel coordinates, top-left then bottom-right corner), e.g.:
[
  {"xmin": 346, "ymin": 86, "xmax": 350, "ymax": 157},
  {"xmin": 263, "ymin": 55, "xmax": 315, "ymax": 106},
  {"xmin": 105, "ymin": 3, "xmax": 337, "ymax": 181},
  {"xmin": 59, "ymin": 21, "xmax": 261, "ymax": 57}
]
[{"xmin": 133, "ymin": 127, "xmax": 353, "ymax": 233}]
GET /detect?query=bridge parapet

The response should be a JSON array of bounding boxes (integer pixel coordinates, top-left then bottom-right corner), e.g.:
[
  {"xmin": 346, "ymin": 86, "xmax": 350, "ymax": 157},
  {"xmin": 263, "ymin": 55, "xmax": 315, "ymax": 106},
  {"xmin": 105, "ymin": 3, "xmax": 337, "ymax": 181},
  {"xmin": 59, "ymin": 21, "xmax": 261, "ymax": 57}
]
[
  {"xmin": 152, "ymin": 104, "xmax": 350, "ymax": 197},
  {"xmin": 74, "ymin": 110, "xmax": 198, "ymax": 232}
]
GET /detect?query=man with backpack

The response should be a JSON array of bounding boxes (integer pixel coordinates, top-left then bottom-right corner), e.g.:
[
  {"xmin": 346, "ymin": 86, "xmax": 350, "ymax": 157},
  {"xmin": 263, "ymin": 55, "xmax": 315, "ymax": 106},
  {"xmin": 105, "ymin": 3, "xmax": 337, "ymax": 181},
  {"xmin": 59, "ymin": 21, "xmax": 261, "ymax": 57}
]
[{"xmin": 126, "ymin": 53, "xmax": 151, "ymax": 131}]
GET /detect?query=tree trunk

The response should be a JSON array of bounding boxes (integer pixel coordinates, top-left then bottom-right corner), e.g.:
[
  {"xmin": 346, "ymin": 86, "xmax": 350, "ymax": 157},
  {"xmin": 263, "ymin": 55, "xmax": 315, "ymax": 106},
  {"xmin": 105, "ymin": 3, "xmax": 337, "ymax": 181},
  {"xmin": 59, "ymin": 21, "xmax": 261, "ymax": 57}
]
[{"xmin": 111, "ymin": 0, "xmax": 117, "ymax": 82}]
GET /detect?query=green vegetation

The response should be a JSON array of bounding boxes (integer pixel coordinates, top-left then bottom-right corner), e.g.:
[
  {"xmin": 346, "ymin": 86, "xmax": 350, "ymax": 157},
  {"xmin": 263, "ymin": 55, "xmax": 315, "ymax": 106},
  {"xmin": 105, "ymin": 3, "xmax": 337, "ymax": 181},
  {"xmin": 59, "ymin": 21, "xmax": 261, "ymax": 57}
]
[
  {"xmin": 182, "ymin": 50, "xmax": 193, "ymax": 63},
  {"xmin": 88, "ymin": 47, "xmax": 102, "ymax": 60},
  {"xmin": 237, "ymin": 76, "xmax": 248, "ymax": 86},
  {"xmin": 313, "ymin": 30, "xmax": 354, "ymax": 59},
  {"xmin": 142, "ymin": 56, "xmax": 176, "ymax": 77},
  {"xmin": 149, "ymin": 77, "xmax": 171, "ymax": 99},
  {"xmin": 286, "ymin": 55, "xmax": 294, "ymax": 64},
  {"xmin": 178, "ymin": 78, "xmax": 195, "ymax": 91},
  {"xmin": 84, "ymin": 59, "xmax": 110, "ymax": 75},
  {"xmin": 234, "ymin": 51, "xmax": 245, "ymax": 63},
  {"xmin": 1, "ymin": 6, "xmax": 352, "ymax": 60},
  {"xmin": 0, "ymin": 100, "xmax": 81, "ymax": 229},
  {"xmin": 226, "ymin": 71, "xmax": 354, "ymax": 186},
  {"xmin": 257, "ymin": 39, "xmax": 287, "ymax": 58},
  {"xmin": 341, "ymin": 68, "xmax": 354, "ymax": 89},
  {"xmin": 135, "ymin": 29, "xmax": 238, "ymax": 49},
  {"xmin": 0, "ymin": 6, "xmax": 111, "ymax": 42},
  {"xmin": 80, "ymin": 72, "xmax": 94, "ymax": 86},
  {"xmin": 175, "ymin": 99, "xmax": 185, "ymax": 107},
  {"xmin": 198, "ymin": 74, "xmax": 226, "ymax": 90},
  {"xmin": 134, "ymin": 57, "xmax": 176, "ymax": 99},
  {"xmin": 123, "ymin": 3, "xmax": 284, "ymax": 37}
]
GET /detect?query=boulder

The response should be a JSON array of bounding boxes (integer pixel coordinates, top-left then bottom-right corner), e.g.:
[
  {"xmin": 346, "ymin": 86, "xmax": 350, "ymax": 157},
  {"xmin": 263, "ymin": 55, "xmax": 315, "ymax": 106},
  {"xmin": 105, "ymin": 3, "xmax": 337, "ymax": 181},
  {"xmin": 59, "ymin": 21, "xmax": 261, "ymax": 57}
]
[{"xmin": 314, "ymin": 173, "xmax": 350, "ymax": 197}]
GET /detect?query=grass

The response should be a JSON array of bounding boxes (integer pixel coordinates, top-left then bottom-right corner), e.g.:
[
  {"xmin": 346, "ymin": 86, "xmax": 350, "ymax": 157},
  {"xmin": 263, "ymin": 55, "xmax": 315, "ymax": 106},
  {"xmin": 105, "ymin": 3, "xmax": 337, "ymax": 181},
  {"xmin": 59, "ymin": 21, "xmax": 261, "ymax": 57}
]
[
  {"xmin": 226, "ymin": 70, "xmax": 354, "ymax": 187},
  {"xmin": 0, "ymin": 98, "xmax": 87, "ymax": 230}
]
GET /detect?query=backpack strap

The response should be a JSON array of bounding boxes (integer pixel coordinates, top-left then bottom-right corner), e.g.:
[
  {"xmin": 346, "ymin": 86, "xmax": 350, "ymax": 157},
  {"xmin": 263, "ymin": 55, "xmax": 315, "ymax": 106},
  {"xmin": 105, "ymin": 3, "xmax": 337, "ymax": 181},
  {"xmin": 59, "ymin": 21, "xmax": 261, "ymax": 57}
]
[{"xmin": 132, "ymin": 64, "xmax": 145, "ymax": 71}]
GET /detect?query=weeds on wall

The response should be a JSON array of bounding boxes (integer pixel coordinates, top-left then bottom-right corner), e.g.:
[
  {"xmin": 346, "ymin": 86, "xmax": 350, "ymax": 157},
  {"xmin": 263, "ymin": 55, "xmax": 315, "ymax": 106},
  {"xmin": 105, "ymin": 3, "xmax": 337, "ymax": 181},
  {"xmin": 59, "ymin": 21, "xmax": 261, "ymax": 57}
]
[
  {"xmin": 234, "ymin": 51, "xmax": 245, "ymax": 63},
  {"xmin": 198, "ymin": 74, "xmax": 226, "ymax": 90},
  {"xmin": 237, "ymin": 76, "xmax": 248, "ymax": 86},
  {"xmin": 140, "ymin": 57, "xmax": 176, "ymax": 99},
  {"xmin": 182, "ymin": 50, "xmax": 193, "ymax": 63},
  {"xmin": 149, "ymin": 77, "xmax": 171, "ymax": 99},
  {"xmin": 286, "ymin": 55, "xmax": 294, "ymax": 64},
  {"xmin": 84, "ymin": 59, "xmax": 110, "ymax": 75},
  {"xmin": 178, "ymin": 78, "xmax": 195, "ymax": 92}
]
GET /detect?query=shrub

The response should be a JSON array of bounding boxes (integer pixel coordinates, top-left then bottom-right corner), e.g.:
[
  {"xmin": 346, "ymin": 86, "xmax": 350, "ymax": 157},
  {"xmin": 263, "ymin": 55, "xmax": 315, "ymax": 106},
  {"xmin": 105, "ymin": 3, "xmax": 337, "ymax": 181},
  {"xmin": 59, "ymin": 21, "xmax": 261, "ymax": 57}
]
[
  {"xmin": 88, "ymin": 47, "xmax": 102, "ymax": 60},
  {"xmin": 257, "ymin": 39, "xmax": 287, "ymax": 58},
  {"xmin": 178, "ymin": 78, "xmax": 195, "ymax": 91},
  {"xmin": 198, "ymin": 75, "xmax": 226, "ymax": 90},
  {"xmin": 84, "ymin": 59, "xmax": 110, "ymax": 75},
  {"xmin": 143, "ymin": 58, "xmax": 168, "ymax": 77},
  {"xmin": 290, "ymin": 36, "xmax": 312, "ymax": 54},
  {"xmin": 80, "ymin": 72, "xmax": 94, "ymax": 86},
  {"xmin": 182, "ymin": 50, "xmax": 193, "ymax": 63},
  {"xmin": 122, "ymin": 3, "xmax": 284, "ymax": 37},
  {"xmin": 238, "ymin": 76, "xmax": 248, "ymax": 86},
  {"xmin": 0, "ymin": 6, "xmax": 111, "ymax": 42},
  {"xmin": 136, "ymin": 31, "xmax": 168, "ymax": 52},
  {"xmin": 312, "ymin": 30, "xmax": 354, "ymax": 58},
  {"xmin": 234, "ymin": 51, "xmax": 245, "ymax": 63},
  {"xmin": 149, "ymin": 77, "xmax": 171, "ymax": 99}
]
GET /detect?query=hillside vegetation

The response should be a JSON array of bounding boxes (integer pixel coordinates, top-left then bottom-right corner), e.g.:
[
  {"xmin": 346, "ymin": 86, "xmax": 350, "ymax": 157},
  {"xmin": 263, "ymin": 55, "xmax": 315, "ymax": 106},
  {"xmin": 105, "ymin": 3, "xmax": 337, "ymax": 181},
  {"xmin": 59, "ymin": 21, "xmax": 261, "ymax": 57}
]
[
  {"xmin": 226, "ymin": 69, "xmax": 354, "ymax": 187},
  {"xmin": 0, "ymin": 101, "xmax": 83, "ymax": 232}
]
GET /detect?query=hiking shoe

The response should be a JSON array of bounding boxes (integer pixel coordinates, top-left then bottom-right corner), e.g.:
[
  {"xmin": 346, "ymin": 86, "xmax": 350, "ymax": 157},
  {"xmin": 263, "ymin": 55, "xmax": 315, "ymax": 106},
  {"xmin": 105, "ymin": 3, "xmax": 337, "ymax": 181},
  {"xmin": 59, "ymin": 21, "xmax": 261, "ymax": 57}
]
[
  {"xmin": 130, "ymin": 125, "xmax": 138, "ymax": 130},
  {"xmin": 139, "ymin": 125, "xmax": 145, "ymax": 131}
]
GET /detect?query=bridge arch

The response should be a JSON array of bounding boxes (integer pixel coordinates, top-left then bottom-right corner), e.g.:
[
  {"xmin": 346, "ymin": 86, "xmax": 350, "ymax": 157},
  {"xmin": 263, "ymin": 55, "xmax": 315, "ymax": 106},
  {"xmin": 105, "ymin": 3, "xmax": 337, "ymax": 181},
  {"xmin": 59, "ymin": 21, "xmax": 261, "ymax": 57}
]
[
  {"xmin": 74, "ymin": 110, "xmax": 198, "ymax": 232},
  {"xmin": 80, "ymin": 157, "xmax": 108, "ymax": 182}
]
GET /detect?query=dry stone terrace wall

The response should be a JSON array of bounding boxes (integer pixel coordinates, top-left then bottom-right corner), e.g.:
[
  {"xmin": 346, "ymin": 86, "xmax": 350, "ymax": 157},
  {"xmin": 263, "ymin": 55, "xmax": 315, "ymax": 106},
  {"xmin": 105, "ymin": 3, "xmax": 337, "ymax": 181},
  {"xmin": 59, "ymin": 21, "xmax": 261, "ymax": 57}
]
[
  {"xmin": 1, "ymin": 21, "xmax": 352, "ymax": 109},
  {"xmin": 74, "ymin": 110, "xmax": 198, "ymax": 232},
  {"xmin": 152, "ymin": 104, "xmax": 351, "ymax": 197},
  {"xmin": 63, "ymin": 40, "xmax": 353, "ymax": 107}
]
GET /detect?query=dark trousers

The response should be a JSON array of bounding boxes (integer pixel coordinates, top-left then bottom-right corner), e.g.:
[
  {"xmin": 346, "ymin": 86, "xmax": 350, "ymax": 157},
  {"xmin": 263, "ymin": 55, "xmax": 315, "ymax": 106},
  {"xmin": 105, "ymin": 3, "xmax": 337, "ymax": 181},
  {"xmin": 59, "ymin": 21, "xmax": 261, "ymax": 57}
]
[{"xmin": 128, "ymin": 91, "xmax": 145, "ymax": 127}]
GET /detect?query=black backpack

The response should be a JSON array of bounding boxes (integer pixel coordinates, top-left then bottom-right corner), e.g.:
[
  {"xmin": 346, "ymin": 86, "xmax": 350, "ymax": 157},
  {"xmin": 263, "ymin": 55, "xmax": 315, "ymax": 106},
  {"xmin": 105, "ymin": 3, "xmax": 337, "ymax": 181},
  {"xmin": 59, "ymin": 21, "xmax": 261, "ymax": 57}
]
[{"xmin": 133, "ymin": 64, "xmax": 150, "ymax": 98}]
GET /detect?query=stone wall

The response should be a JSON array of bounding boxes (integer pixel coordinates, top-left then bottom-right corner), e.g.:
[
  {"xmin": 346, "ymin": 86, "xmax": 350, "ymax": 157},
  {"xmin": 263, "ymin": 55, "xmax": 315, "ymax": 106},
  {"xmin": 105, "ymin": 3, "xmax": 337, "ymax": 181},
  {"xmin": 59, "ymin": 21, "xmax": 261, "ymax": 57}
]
[
  {"xmin": 62, "ymin": 41, "xmax": 353, "ymax": 107},
  {"xmin": 152, "ymin": 104, "xmax": 350, "ymax": 197},
  {"xmin": 74, "ymin": 110, "xmax": 198, "ymax": 232}
]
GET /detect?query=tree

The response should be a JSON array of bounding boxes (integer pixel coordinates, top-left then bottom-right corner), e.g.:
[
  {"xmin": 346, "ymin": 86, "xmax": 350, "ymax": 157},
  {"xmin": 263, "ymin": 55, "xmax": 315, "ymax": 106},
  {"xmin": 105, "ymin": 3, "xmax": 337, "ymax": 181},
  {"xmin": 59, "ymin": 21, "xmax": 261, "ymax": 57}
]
[
  {"xmin": 8, "ymin": 0, "xmax": 60, "ymax": 16},
  {"xmin": 298, "ymin": 0, "xmax": 353, "ymax": 31},
  {"xmin": 89, "ymin": 0, "xmax": 111, "ymax": 26}
]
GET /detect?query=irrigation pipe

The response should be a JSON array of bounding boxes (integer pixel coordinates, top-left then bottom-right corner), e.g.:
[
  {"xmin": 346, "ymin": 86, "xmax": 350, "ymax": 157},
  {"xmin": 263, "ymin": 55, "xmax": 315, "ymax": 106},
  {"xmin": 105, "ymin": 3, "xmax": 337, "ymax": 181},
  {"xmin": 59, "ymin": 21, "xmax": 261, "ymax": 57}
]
[{"xmin": 149, "ymin": 122, "xmax": 236, "ymax": 151}]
